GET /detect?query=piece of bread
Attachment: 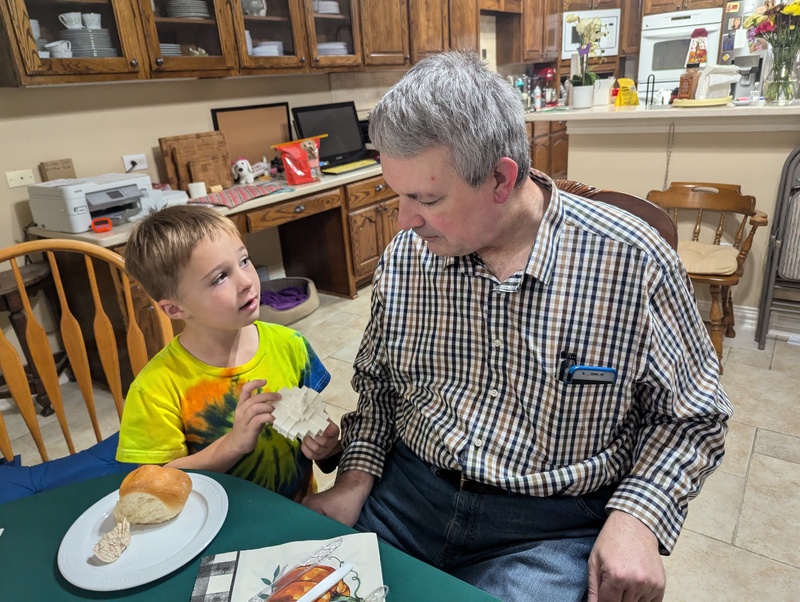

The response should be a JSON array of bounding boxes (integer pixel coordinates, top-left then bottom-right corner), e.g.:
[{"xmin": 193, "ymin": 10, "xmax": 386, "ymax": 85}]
[{"xmin": 112, "ymin": 465, "xmax": 193, "ymax": 524}]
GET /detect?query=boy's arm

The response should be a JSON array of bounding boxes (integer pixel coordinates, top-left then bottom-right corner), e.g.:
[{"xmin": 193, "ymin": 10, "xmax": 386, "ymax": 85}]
[{"xmin": 167, "ymin": 379, "xmax": 278, "ymax": 473}]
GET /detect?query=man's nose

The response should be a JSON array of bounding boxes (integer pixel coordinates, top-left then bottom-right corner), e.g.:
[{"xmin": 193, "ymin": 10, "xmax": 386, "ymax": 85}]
[{"xmin": 398, "ymin": 198, "xmax": 424, "ymax": 231}]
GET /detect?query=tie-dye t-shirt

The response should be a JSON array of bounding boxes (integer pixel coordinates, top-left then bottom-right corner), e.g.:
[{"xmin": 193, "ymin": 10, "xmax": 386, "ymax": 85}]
[{"xmin": 116, "ymin": 321, "xmax": 330, "ymax": 500}]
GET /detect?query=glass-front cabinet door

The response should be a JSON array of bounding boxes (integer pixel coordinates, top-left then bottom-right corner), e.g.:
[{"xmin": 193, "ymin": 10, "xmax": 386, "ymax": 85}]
[
  {"xmin": 7, "ymin": 0, "xmax": 147, "ymax": 81},
  {"xmin": 231, "ymin": 0, "xmax": 308, "ymax": 70},
  {"xmin": 303, "ymin": 0, "xmax": 361, "ymax": 68},
  {"xmin": 138, "ymin": 0, "xmax": 238, "ymax": 76}
]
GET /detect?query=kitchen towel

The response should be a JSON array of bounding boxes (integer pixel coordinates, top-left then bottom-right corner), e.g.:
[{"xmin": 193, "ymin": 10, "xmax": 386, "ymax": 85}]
[{"xmin": 188, "ymin": 181, "xmax": 292, "ymax": 208}]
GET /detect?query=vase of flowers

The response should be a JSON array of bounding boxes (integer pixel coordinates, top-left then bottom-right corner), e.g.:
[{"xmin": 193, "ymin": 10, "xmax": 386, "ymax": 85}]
[
  {"xmin": 566, "ymin": 13, "xmax": 608, "ymax": 109},
  {"xmin": 744, "ymin": 1, "xmax": 800, "ymax": 104}
]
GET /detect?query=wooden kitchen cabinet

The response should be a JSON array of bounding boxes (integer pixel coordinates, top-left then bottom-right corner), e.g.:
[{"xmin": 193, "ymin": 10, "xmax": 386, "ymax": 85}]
[
  {"xmin": 359, "ymin": 0, "xmax": 410, "ymax": 66},
  {"xmin": 0, "ymin": 0, "xmax": 149, "ymax": 85},
  {"xmin": 522, "ymin": 0, "xmax": 559, "ymax": 61},
  {"xmin": 643, "ymin": 0, "xmax": 722, "ymax": 14},
  {"xmin": 549, "ymin": 122, "xmax": 568, "ymax": 180},
  {"xmin": 620, "ymin": 0, "xmax": 641, "ymax": 54},
  {"xmin": 409, "ymin": 0, "xmax": 449, "ymax": 63},
  {"xmin": 450, "ymin": 0, "xmax": 479, "ymax": 53},
  {"xmin": 345, "ymin": 175, "xmax": 400, "ymax": 285},
  {"xmin": 302, "ymin": 0, "xmax": 362, "ymax": 69},
  {"xmin": 138, "ymin": 0, "xmax": 239, "ymax": 78},
  {"xmin": 564, "ymin": 0, "xmax": 619, "ymax": 10},
  {"xmin": 231, "ymin": 0, "xmax": 312, "ymax": 72}
]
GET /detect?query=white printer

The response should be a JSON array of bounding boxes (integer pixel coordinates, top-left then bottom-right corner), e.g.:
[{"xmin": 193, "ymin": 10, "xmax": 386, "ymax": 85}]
[{"xmin": 27, "ymin": 173, "xmax": 187, "ymax": 233}]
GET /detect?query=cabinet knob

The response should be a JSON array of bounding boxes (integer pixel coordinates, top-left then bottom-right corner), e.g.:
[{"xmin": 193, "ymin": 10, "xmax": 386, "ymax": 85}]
[
  {"xmin": 130, "ymin": 58, "xmax": 138, "ymax": 67},
  {"xmin": 294, "ymin": 204, "xmax": 306, "ymax": 213},
  {"xmin": 156, "ymin": 57, "xmax": 164, "ymax": 66},
  {"xmin": 374, "ymin": 184, "xmax": 384, "ymax": 192},
  {"xmin": 404, "ymin": 54, "xmax": 410, "ymax": 61},
  {"xmin": 300, "ymin": 56, "xmax": 306, "ymax": 64},
  {"xmin": 314, "ymin": 56, "xmax": 320, "ymax": 63}
]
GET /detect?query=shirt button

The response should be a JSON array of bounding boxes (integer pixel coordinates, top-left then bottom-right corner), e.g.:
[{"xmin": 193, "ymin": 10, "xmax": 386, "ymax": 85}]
[
  {"xmin": 493, "ymin": 339, "xmax": 502, "ymax": 347},
  {"xmin": 489, "ymin": 389, "xmax": 499, "ymax": 397},
  {"xmin": 474, "ymin": 439, "xmax": 483, "ymax": 448}
]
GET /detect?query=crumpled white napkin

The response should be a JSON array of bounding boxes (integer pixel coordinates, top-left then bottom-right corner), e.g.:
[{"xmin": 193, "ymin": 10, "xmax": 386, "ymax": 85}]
[{"xmin": 271, "ymin": 386, "xmax": 330, "ymax": 440}]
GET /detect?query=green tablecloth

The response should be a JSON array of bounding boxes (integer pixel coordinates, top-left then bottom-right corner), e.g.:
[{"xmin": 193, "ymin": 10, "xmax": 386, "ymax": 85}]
[{"xmin": 0, "ymin": 471, "xmax": 499, "ymax": 601}]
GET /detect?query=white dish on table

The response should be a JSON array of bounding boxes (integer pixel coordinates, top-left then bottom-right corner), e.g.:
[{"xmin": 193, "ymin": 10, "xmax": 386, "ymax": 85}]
[{"xmin": 57, "ymin": 473, "xmax": 227, "ymax": 591}]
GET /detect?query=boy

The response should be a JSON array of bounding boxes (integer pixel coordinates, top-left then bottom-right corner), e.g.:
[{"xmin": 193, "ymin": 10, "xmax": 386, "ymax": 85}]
[{"xmin": 117, "ymin": 205, "xmax": 340, "ymax": 501}]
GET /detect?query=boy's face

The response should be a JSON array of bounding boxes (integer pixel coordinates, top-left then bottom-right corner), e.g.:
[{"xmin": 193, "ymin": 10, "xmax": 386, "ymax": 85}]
[{"xmin": 160, "ymin": 231, "xmax": 260, "ymax": 330}]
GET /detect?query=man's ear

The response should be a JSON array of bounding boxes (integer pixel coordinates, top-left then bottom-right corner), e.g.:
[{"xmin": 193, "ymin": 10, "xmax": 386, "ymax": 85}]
[
  {"xmin": 158, "ymin": 298, "xmax": 189, "ymax": 320},
  {"xmin": 492, "ymin": 157, "xmax": 519, "ymax": 205}
]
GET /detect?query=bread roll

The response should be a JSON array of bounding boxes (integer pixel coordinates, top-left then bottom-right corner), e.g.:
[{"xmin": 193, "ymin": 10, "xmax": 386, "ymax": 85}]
[{"xmin": 113, "ymin": 465, "xmax": 193, "ymax": 524}]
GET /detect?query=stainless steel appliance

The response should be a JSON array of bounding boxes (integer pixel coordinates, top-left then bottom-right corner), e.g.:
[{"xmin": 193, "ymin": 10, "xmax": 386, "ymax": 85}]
[{"xmin": 638, "ymin": 8, "xmax": 724, "ymax": 102}]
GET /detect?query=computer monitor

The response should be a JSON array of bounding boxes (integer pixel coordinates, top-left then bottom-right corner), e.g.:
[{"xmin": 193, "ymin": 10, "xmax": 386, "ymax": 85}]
[{"xmin": 291, "ymin": 101, "xmax": 367, "ymax": 167}]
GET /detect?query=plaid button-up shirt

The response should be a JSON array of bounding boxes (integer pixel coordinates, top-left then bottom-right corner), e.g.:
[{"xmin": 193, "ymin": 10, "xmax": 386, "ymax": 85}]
[{"xmin": 340, "ymin": 173, "xmax": 731, "ymax": 553}]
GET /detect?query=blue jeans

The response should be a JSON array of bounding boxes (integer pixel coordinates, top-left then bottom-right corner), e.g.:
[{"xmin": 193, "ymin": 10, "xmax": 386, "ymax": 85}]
[{"xmin": 355, "ymin": 441, "xmax": 614, "ymax": 602}]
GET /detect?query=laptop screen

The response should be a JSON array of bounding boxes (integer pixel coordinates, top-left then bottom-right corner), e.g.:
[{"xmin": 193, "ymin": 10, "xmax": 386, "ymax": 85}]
[{"xmin": 291, "ymin": 101, "xmax": 367, "ymax": 167}]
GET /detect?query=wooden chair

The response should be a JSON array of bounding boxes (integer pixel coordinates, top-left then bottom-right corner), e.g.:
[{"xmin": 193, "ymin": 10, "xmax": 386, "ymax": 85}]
[
  {"xmin": 555, "ymin": 179, "xmax": 678, "ymax": 249},
  {"xmin": 0, "ymin": 240, "xmax": 173, "ymax": 464},
  {"xmin": 646, "ymin": 183, "xmax": 768, "ymax": 370}
]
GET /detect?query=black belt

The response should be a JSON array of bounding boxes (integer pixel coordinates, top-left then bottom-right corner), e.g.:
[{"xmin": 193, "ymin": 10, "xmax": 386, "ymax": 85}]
[{"xmin": 434, "ymin": 468, "xmax": 511, "ymax": 495}]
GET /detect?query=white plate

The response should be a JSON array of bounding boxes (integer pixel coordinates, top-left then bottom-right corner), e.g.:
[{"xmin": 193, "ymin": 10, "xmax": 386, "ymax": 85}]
[
  {"xmin": 731, "ymin": 99, "xmax": 753, "ymax": 106},
  {"xmin": 57, "ymin": 473, "xmax": 228, "ymax": 591}
]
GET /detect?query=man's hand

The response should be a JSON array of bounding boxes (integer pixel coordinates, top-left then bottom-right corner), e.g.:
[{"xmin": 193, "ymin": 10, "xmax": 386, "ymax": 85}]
[
  {"xmin": 227, "ymin": 379, "xmax": 278, "ymax": 456},
  {"xmin": 587, "ymin": 510, "xmax": 666, "ymax": 602},
  {"xmin": 302, "ymin": 469, "xmax": 375, "ymax": 526},
  {"xmin": 301, "ymin": 420, "xmax": 341, "ymax": 461}
]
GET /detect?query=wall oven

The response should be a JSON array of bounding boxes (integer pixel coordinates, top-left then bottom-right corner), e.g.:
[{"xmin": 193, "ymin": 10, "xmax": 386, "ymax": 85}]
[{"xmin": 638, "ymin": 8, "xmax": 723, "ymax": 99}]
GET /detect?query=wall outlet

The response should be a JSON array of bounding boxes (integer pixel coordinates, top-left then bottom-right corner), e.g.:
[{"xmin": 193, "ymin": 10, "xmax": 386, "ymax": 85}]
[
  {"xmin": 5, "ymin": 168, "xmax": 35, "ymax": 188},
  {"xmin": 122, "ymin": 153, "xmax": 148, "ymax": 172}
]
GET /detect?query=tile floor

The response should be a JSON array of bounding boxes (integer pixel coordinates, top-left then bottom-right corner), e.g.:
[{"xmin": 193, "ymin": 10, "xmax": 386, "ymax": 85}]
[{"xmin": 3, "ymin": 288, "xmax": 799, "ymax": 600}]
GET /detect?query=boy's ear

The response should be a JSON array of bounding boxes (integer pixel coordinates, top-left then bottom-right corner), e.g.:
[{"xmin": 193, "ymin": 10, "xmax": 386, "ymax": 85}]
[{"xmin": 157, "ymin": 298, "xmax": 189, "ymax": 320}]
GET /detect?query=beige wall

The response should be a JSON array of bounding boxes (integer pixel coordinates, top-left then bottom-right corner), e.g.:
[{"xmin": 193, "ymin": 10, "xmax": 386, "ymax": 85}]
[{"xmin": 568, "ymin": 127, "xmax": 800, "ymax": 323}]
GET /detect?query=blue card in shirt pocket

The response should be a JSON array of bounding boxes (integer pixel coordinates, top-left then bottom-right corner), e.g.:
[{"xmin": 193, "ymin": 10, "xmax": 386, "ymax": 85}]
[{"xmin": 566, "ymin": 365, "xmax": 617, "ymax": 385}]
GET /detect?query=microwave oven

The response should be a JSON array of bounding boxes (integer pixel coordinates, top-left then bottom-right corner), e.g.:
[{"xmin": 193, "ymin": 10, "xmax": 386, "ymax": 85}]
[{"xmin": 561, "ymin": 9, "xmax": 621, "ymax": 60}]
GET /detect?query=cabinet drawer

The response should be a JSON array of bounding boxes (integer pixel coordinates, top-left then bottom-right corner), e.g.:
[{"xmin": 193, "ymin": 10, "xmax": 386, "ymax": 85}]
[
  {"xmin": 533, "ymin": 121, "xmax": 549, "ymax": 138},
  {"xmin": 246, "ymin": 188, "xmax": 343, "ymax": 232},
  {"xmin": 346, "ymin": 175, "xmax": 395, "ymax": 210}
]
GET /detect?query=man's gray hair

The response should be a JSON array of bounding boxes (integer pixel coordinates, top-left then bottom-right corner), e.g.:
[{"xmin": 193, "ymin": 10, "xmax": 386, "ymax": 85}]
[{"xmin": 368, "ymin": 51, "xmax": 530, "ymax": 188}]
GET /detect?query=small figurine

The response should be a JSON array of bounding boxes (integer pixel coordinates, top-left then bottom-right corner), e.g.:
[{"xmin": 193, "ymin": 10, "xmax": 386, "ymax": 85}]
[{"xmin": 231, "ymin": 158, "xmax": 256, "ymax": 184}]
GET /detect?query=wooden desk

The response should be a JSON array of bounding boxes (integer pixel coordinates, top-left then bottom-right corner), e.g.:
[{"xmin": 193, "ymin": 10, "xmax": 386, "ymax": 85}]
[
  {"xmin": 0, "ymin": 471, "xmax": 500, "ymax": 601},
  {"xmin": 28, "ymin": 166, "xmax": 386, "ymax": 300}
]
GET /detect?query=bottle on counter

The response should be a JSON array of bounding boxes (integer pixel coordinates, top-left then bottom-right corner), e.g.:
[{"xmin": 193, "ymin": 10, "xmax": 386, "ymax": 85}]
[
  {"xmin": 533, "ymin": 81, "xmax": 542, "ymax": 111},
  {"xmin": 677, "ymin": 63, "xmax": 701, "ymax": 100}
]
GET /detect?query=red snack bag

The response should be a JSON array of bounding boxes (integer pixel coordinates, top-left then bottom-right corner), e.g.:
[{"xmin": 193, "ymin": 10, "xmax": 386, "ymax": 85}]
[{"xmin": 273, "ymin": 135, "xmax": 325, "ymax": 186}]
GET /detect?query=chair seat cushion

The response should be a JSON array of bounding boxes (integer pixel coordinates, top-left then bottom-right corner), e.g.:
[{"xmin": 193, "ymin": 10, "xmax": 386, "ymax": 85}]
[
  {"xmin": 0, "ymin": 432, "xmax": 136, "ymax": 505},
  {"xmin": 677, "ymin": 241, "xmax": 739, "ymax": 275}
]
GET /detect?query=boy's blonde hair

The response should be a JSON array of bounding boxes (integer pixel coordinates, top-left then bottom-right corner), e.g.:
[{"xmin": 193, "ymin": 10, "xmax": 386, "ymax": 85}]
[{"xmin": 125, "ymin": 205, "xmax": 243, "ymax": 301}]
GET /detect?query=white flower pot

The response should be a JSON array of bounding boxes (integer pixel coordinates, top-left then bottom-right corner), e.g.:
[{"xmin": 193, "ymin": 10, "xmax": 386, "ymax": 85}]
[{"xmin": 571, "ymin": 85, "xmax": 594, "ymax": 109}]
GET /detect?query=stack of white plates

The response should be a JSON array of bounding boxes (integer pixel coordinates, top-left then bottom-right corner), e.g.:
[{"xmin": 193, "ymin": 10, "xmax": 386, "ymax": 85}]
[
  {"xmin": 166, "ymin": 0, "xmax": 210, "ymax": 18},
  {"xmin": 61, "ymin": 29, "xmax": 120, "ymax": 58},
  {"xmin": 317, "ymin": 41, "xmax": 348, "ymax": 56},
  {"xmin": 159, "ymin": 43, "xmax": 182, "ymax": 56},
  {"xmin": 251, "ymin": 40, "xmax": 283, "ymax": 56},
  {"xmin": 36, "ymin": 38, "xmax": 47, "ymax": 51},
  {"xmin": 317, "ymin": 1, "xmax": 340, "ymax": 14}
]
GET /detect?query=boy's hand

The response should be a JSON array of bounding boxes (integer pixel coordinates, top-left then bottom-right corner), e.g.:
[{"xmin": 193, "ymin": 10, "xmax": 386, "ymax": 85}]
[
  {"xmin": 228, "ymin": 379, "xmax": 279, "ymax": 456},
  {"xmin": 300, "ymin": 420, "xmax": 341, "ymax": 461}
]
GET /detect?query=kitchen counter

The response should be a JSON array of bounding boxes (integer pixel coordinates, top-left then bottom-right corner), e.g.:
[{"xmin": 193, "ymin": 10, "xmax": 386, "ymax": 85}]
[
  {"xmin": 524, "ymin": 102, "xmax": 800, "ymax": 134},
  {"xmin": 555, "ymin": 99, "xmax": 800, "ymax": 333},
  {"xmin": 28, "ymin": 164, "xmax": 383, "ymax": 248}
]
